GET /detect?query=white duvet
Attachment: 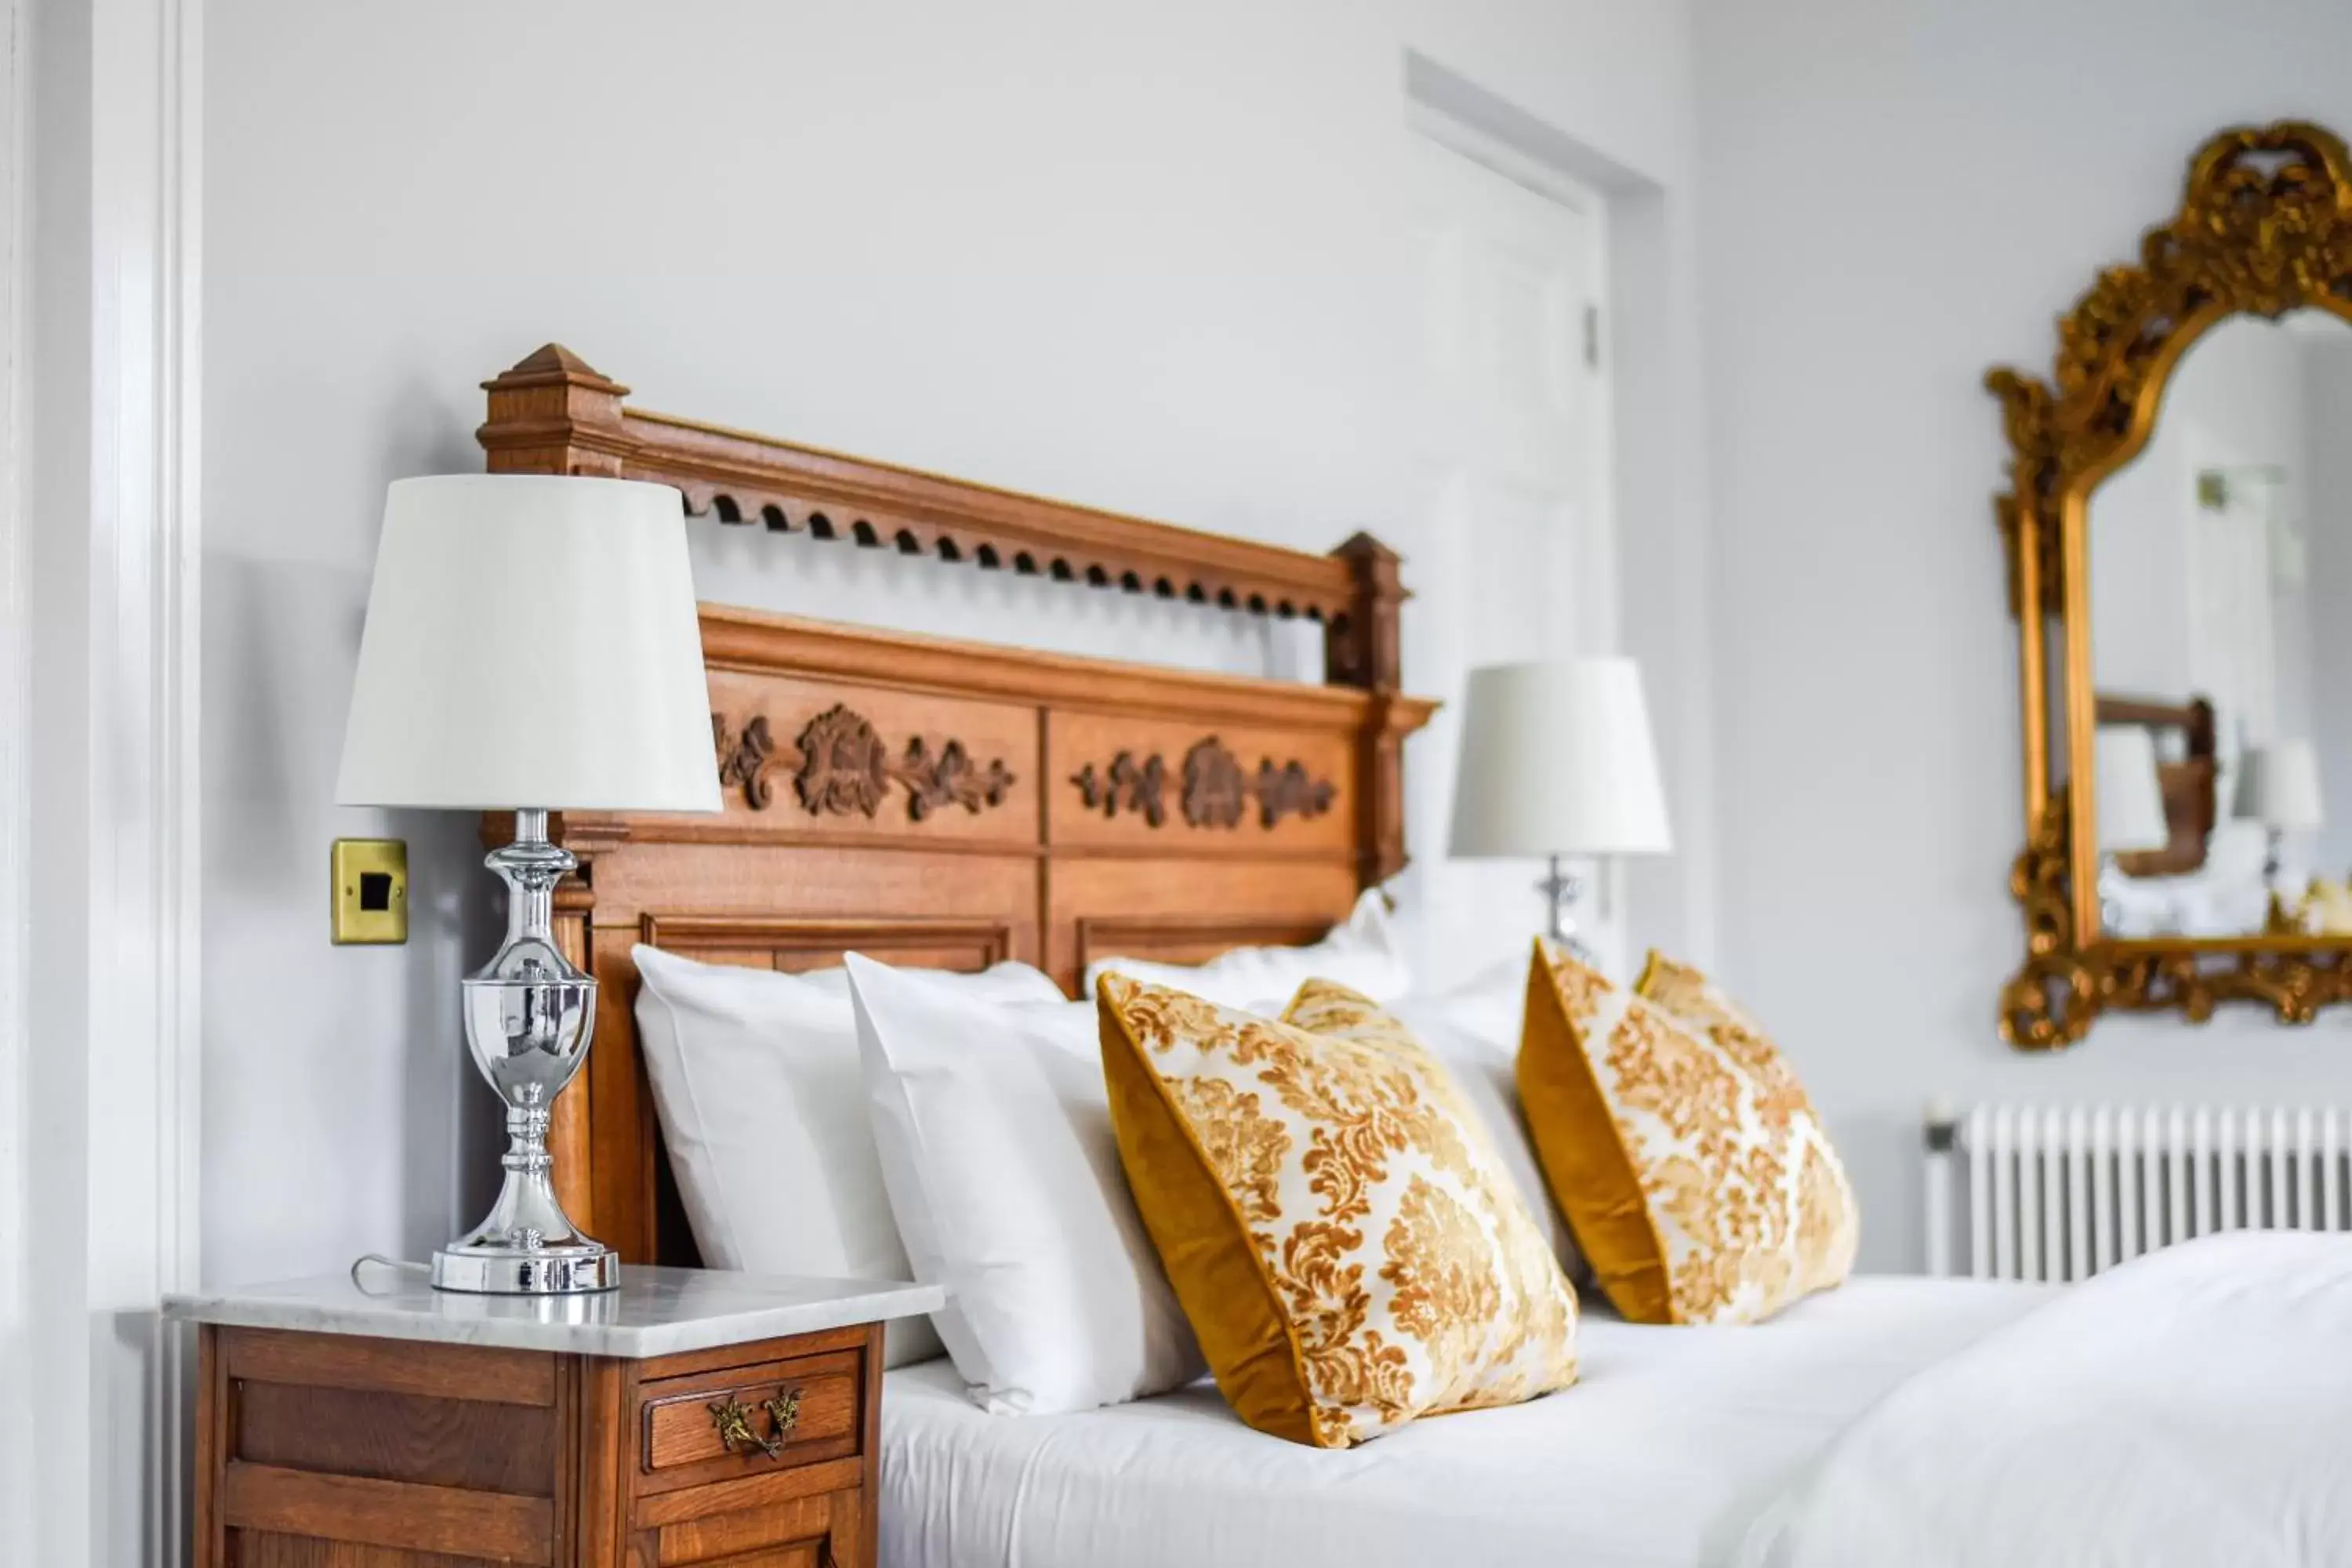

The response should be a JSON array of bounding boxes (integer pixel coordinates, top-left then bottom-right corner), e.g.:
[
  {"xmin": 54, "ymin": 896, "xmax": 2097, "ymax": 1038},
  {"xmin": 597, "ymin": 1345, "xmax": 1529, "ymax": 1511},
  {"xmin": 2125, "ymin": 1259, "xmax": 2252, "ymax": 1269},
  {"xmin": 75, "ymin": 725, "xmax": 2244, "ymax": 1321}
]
[
  {"xmin": 1741, "ymin": 1232, "xmax": 2352, "ymax": 1568},
  {"xmin": 881, "ymin": 1276, "xmax": 2048, "ymax": 1568},
  {"xmin": 882, "ymin": 1237, "xmax": 2352, "ymax": 1566}
]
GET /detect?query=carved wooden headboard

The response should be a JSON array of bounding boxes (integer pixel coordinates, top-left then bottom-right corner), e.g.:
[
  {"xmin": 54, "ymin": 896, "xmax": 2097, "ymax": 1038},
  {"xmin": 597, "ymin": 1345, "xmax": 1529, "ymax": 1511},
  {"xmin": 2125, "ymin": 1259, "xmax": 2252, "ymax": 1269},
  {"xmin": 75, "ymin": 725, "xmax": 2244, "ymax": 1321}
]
[{"xmin": 475, "ymin": 345, "xmax": 1436, "ymax": 1265}]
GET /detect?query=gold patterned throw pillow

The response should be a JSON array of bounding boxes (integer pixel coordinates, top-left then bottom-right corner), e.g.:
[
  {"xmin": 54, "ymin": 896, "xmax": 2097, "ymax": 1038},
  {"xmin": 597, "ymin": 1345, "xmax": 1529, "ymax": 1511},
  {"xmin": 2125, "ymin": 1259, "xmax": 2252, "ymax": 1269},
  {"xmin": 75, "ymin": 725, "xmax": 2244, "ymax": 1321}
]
[
  {"xmin": 1519, "ymin": 940, "xmax": 1858, "ymax": 1326},
  {"xmin": 1098, "ymin": 974, "xmax": 1579, "ymax": 1447}
]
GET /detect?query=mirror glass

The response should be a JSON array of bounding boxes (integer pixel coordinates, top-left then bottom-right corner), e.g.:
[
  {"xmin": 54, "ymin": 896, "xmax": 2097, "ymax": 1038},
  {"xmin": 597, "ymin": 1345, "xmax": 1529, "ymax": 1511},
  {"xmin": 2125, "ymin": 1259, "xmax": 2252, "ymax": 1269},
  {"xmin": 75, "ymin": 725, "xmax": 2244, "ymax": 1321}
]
[{"xmin": 2088, "ymin": 308, "xmax": 2352, "ymax": 938}]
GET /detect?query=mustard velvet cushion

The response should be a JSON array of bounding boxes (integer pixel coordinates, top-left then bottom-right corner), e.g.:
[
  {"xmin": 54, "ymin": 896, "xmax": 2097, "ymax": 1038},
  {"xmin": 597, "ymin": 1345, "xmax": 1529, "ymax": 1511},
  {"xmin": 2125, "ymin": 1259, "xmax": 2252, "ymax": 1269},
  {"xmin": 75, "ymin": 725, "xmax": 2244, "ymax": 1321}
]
[
  {"xmin": 1517, "ymin": 939, "xmax": 1859, "ymax": 1326},
  {"xmin": 1098, "ymin": 973, "xmax": 1579, "ymax": 1448}
]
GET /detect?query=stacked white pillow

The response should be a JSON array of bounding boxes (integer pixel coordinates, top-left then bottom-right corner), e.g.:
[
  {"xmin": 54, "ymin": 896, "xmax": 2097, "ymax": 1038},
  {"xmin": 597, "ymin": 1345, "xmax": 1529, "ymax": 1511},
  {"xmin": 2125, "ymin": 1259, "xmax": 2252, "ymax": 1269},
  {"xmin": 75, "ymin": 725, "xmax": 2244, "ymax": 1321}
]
[
  {"xmin": 635, "ymin": 893, "xmax": 1443, "ymax": 1412},
  {"xmin": 1081, "ymin": 887, "xmax": 1408, "ymax": 1008},
  {"xmin": 844, "ymin": 953, "xmax": 1203, "ymax": 1414},
  {"xmin": 631, "ymin": 946, "xmax": 1064, "ymax": 1367}
]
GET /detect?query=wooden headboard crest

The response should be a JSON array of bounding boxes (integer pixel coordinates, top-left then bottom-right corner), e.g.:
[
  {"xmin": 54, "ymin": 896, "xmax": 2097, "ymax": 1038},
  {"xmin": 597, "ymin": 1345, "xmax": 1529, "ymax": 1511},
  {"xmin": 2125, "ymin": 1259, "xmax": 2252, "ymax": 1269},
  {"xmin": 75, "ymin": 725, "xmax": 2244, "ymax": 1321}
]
[
  {"xmin": 477, "ymin": 345, "xmax": 1435, "ymax": 1265},
  {"xmin": 478, "ymin": 344, "xmax": 1403, "ymax": 687}
]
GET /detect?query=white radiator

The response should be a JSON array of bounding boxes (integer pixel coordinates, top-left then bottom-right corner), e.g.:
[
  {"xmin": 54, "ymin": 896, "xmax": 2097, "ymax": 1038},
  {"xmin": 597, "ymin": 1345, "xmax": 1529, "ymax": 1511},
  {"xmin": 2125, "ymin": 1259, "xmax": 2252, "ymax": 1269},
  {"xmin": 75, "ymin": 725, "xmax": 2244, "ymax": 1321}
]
[{"xmin": 1924, "ymin": 1103, "xmax": 2352, "ymax": 1283}]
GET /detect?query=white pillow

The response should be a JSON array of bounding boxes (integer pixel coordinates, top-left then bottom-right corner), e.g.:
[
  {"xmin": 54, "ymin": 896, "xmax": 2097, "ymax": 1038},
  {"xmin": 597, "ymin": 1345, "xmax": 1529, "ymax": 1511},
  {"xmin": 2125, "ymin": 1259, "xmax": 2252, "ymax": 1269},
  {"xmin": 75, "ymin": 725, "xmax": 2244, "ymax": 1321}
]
[
  {"xmin": 1390, "ymin": 958, "xmax": 1586, "ymax": 1283},
  {"xmin": 845, "ymin": 953, "xmax": 1203, "ymax": 1414},
  {"xmin": 1081, "ymin": 887, "xmax": 1408, "ymax": 1008},
  {"xmin": 630, "ymin": 944, "xmax": 1063, "ymax": 1367}
]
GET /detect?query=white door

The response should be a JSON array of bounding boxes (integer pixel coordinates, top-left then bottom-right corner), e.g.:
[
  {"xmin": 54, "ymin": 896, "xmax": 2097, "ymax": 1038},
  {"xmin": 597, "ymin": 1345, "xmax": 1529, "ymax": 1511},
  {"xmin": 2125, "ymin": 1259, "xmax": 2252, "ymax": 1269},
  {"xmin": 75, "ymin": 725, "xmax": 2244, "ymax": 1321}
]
[{"xmin": 1403, "ymin": 113, "xmax": 1617, "ymax": 986}]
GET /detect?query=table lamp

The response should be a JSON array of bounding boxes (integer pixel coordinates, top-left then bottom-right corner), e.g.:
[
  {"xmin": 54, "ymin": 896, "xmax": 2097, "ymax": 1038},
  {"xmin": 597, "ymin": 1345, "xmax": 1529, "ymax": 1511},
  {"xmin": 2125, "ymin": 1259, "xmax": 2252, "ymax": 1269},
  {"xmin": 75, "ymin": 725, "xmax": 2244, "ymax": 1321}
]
[
  {"xmin": 2094, "ymin": 726, "xmax": 2171, "ymax": 858},
  {"xmin": 1448, "ymin": 658, "xmax": 1673, "ymax": 957},
  {"xmin": 336, "ymin": 475, "xmax": 720, "ymax": 1294},
  {"xmin": 2092, "ymin": 724, "xmax": 2169, "ymax": 933},
  {"xmin": 2234, "ymin": 738, "xmax": 2324, "ymax": 882}
]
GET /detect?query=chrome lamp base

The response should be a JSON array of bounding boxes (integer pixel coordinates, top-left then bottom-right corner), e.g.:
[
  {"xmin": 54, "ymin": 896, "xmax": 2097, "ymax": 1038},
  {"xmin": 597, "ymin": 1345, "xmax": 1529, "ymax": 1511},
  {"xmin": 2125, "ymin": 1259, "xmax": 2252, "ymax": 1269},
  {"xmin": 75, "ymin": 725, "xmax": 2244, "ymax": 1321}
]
[
  {"xmin": 1538, "ymin": 853, "xmax": 1599, "ymax": 964},
  {"xmin": 437, "ymin": 808, "xmax": 618, "ymax": 1296},
  {"xmin": 434, "ymin": 1240, "xmax": 619, "ymax": 1295}
]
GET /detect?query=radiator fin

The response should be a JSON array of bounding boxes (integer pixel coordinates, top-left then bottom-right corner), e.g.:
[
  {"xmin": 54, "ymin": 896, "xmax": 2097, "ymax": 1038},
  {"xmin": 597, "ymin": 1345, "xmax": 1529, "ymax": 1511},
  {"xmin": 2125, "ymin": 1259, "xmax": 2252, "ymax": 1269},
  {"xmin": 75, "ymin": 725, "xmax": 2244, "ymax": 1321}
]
[{"xmin": 1942, "ymin": 1104, "xmax": 2352, "ymax": 1283}]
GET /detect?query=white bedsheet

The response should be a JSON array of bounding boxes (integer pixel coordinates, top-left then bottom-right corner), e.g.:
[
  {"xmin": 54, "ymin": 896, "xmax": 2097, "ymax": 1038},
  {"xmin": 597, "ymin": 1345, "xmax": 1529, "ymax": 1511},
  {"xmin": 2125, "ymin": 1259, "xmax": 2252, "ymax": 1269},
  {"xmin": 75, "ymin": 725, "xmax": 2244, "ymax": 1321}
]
[
  {"xmin": 880, "ymin": 1276, "xmax": 2047, "ymax": 1568},
  {"xmin": 1739, "ymin": 1232, "xmax": 2352, "ymax": 1568}
]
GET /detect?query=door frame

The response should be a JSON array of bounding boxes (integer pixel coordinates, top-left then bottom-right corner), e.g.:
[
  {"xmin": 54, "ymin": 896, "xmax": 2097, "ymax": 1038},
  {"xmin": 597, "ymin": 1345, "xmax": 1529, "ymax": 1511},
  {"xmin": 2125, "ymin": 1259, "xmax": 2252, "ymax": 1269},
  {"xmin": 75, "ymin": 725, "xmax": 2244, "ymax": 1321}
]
[
  {"xmin": 9, "ymin": 0, "xmax": 205, "ymax": 1560},
  {"xmin": 1409, "ymin": 98, "xmax": 1612, "ymax": 220}
]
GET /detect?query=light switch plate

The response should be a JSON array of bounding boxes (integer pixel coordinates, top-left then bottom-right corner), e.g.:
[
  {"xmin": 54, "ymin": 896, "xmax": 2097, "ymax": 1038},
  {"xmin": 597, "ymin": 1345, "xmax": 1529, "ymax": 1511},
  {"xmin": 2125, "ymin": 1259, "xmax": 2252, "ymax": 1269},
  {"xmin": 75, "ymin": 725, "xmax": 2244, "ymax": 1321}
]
[{"xmin": 332, "ymin": 838, "xmax": 408, "ymax": 944}]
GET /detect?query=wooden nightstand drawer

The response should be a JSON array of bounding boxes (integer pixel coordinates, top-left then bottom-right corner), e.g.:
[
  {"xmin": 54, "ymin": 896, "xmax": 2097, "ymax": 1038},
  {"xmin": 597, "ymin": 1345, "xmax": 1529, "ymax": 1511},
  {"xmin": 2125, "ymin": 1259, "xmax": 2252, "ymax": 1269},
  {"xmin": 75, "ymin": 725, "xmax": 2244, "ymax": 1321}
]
[{"xmin": 637, "ymin": 1348, "xmax": 864, "ymax": 1488}]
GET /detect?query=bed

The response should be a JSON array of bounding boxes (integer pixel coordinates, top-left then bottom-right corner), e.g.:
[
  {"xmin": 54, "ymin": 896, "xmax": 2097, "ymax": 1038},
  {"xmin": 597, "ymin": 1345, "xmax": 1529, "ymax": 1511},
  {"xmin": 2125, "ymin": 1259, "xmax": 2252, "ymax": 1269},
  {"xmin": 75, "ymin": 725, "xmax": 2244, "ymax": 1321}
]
[{"xmin": 474, "ymin": 345, "xmax": 2350, "ymax": 1568}]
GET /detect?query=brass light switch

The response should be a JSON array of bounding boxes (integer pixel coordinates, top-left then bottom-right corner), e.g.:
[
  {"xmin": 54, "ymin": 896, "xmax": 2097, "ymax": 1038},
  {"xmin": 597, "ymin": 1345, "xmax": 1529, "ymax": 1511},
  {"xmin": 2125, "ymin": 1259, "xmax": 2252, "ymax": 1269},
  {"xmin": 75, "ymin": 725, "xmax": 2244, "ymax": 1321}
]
[{"xmin": 332, "ymin": 838, "xmax": 408, "ymax": 944}]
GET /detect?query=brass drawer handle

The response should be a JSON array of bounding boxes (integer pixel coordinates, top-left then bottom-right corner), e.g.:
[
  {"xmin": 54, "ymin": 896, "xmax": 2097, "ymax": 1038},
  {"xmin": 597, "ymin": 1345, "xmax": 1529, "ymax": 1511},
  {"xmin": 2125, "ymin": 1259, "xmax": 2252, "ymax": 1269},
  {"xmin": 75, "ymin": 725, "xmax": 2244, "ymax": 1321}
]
[
  {"xmin": 708, "ymin": 1388, "xmax": 802, "ymax": 1461},
  {"xmin": 708, "ymin": 1395, "xmax": 782, "ymax": 1460}
]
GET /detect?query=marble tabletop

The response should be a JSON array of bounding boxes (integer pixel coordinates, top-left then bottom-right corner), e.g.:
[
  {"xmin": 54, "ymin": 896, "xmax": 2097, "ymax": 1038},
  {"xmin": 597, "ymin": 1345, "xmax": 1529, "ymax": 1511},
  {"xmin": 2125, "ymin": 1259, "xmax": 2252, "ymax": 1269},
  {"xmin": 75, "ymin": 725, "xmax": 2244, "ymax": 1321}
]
[{"xmin": 164, "ymin": 1262, "xmax": 945, "ymax": 1359}]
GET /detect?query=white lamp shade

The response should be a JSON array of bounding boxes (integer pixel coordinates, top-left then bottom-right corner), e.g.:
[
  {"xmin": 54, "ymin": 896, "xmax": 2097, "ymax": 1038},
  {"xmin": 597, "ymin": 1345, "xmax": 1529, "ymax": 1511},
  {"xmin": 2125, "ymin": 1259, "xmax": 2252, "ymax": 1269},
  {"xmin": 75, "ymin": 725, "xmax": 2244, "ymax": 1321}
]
[
  {"xmin": 336, "ymin": 475, "xmax": 723, "ymax": 813},
  {"xmin": 2234, "ymin": 739, "xmax": 2325, "ymax": 832},
  {"xmin": 1448, "ymin": 658, "xmax": 1672, "ymax": 858},
  {"xmin": 2093, "ymin": 725, "xmax": 2170, "ymax": 855}
]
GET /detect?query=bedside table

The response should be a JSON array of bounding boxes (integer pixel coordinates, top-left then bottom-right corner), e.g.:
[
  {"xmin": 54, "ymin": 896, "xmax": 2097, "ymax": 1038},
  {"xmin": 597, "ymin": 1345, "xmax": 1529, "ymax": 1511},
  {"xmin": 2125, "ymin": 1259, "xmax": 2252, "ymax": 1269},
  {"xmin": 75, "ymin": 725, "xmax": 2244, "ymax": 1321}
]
[{"xmin": 165, "ymin": 1266, "xmax": 943, "ymax": 1568}]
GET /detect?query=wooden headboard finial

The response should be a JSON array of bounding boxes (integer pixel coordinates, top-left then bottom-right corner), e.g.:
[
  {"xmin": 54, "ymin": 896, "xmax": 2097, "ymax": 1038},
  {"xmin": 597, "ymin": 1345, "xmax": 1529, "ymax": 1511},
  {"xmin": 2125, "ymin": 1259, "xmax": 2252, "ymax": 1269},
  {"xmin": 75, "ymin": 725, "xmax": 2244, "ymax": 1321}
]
[
  {"xmin": 1327, "ymin": 530, "xmax": 1403, "ymax": 691},
  {"xmin": 478, "ymin": 343, "xmax": 630, "ymax": 477},
  {"xmin": 1329, "ymin": 531, "xmax": 1411, "ymax": 884}
]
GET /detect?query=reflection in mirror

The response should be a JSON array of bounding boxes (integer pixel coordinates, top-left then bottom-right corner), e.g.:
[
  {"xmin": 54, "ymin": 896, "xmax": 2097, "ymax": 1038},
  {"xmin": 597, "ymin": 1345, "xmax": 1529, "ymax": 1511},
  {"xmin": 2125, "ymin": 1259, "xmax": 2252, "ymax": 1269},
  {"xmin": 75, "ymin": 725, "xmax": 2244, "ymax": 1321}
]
[
  {"xmin": 2089, "ymin": 308, "xmax": 2352, "ymax": 938},
  {"xmin": 2092, "ymin": 723, "xmax": 2169, "ymax": 932}
]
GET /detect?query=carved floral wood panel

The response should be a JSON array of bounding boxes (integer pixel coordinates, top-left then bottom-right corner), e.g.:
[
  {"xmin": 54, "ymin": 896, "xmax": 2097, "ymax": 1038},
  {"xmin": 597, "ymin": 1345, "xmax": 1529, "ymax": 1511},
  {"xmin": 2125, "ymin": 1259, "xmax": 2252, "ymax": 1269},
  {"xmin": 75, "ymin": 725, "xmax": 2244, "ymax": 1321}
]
[
  {"xmin": 712, "ymin": 703, "xmax": 1016, "ymax": 822},
  {"xmin": 1987, "ymin": 121, "xmax": 2352, "ymax": 1047},
  {"xmin": 1069, "ymin": 752, "xmax": 1169, "ymax": 827},
  {"xmin": 1070, "ymin": 737, "xmax": 1337, "ymax": 830}
]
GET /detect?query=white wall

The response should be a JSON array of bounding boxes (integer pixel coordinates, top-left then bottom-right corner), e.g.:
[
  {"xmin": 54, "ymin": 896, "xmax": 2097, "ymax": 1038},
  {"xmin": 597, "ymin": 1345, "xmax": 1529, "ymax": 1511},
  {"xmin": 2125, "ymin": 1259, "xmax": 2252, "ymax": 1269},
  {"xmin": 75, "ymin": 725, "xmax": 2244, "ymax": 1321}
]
[
  {"xmin": 1697, "ymin": 0, "xmax": 2352, "ymax": 1271},
  {"xmin": 202, "ymin": 1, "xmax": 1702, "ymax": 1282},
  {"xmin": 2085, "ymin": 433, "xmax": 2194, "ymax": 706}
]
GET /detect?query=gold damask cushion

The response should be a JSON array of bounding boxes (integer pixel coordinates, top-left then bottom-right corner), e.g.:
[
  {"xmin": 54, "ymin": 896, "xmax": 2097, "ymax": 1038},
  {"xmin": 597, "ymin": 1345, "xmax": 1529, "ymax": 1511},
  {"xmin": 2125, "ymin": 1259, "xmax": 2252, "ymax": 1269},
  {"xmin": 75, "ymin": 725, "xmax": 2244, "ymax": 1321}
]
[
  {"xmin": 1098, "ymin": 974, "xmax": 1578, "ymax": 1448},
  {"xmin": 1519, "ymin": 941, "xmax": 1858, "ymax": 1325}
]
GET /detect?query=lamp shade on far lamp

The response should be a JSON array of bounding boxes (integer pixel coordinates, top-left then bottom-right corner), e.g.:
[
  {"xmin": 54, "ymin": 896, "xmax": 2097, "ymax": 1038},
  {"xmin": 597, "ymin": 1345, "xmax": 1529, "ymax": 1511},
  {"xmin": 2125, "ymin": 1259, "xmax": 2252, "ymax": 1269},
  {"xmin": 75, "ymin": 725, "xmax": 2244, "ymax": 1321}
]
[
  {"xmin": 2093, "ymin": 726, "xmax": 2171, "ymax": 856},
  {"xmin": 336, "ymin": 474, "xmax": 722, "ymax": 815},
  {"xmin": 1449, "ymin": 658, "xmax": 1673, "ymax": 860},
  {"xmin": 2234, "ymin": 739, "xmax": 2325, "ymax": 833},
  {"xmin": 1450, "ymin": 659, "xmax": 1671, "ymax": 951}
]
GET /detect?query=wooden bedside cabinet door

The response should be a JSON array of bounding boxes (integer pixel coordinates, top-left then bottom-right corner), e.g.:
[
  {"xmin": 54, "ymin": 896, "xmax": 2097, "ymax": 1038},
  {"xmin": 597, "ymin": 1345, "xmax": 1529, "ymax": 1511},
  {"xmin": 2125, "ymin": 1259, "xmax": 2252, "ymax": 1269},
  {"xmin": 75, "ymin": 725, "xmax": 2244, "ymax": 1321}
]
[
  {"xmin": 194, "ymin": 1327, "xmax": 564, "ymax": 1568},
  {"xmin": 641, "ymin": 1486, "xmax": 862, "ymax": 1566}
]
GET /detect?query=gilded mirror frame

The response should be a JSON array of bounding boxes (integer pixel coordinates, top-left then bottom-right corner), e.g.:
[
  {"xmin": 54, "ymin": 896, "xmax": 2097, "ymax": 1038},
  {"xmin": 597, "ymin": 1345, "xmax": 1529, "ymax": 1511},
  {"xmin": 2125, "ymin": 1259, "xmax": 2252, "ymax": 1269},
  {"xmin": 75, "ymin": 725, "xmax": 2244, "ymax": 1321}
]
[{"xmin": 1990, "ymin": 121, "xmax": 2352, "ymax": 1048}]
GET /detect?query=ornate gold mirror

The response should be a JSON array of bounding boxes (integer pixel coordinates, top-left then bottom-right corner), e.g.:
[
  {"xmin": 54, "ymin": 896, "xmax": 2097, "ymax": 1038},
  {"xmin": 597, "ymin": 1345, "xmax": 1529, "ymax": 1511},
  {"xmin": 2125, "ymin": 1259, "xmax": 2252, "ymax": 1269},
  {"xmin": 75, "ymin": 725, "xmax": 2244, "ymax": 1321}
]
[{"xmin": 1992, "ymin": 122, "xmax": 2352, "ymax": 1047}]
